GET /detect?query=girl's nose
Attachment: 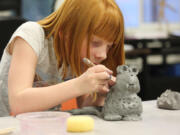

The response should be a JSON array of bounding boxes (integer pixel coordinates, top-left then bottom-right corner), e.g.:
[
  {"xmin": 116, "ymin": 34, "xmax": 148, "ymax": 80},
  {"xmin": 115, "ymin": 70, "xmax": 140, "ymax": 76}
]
[{"xmin": 95, "ymin": 48, "xmax": 107, "ymax": 61}]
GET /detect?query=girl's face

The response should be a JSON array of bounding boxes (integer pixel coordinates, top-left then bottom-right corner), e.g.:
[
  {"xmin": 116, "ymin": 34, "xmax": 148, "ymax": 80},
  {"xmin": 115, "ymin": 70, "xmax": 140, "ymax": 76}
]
[{"xmin": 81, "ymin": 35, "xmax": 113, "ymax": 64}]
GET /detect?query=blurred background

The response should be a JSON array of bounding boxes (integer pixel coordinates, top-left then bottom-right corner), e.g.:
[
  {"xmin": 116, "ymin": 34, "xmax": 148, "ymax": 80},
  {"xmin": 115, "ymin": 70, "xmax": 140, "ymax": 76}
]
[{"xmin": 0, "ymin": 0, "xmax": 180, "ymax": 101}]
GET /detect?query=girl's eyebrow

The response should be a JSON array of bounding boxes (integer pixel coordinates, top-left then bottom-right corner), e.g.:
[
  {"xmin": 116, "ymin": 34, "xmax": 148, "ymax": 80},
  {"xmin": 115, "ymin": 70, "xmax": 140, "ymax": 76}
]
[
  {"xmin": 92, "ymin": 37, "xmax": 102, "ymax": 42},
  {"xmin": 92, "ymin": 36, "xmax": 113, "ymax": 45},
  {"xmin": 91, "ymin": 39, "xmax": 103, "ymax": 44}
]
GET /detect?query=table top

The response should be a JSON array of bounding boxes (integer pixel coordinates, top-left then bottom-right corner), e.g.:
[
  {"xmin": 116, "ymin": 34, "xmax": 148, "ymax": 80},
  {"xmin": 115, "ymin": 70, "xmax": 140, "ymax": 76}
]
[{"xmin": 0, "ymin": 100, "xmax": 180, "ymax": 135}]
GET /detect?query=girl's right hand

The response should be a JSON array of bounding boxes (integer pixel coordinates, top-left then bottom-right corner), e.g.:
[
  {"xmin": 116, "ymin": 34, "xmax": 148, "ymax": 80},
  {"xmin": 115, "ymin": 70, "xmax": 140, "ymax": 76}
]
[{"xmin": 76, "ymin": 65, "xmax": 113, "ymax": 94}]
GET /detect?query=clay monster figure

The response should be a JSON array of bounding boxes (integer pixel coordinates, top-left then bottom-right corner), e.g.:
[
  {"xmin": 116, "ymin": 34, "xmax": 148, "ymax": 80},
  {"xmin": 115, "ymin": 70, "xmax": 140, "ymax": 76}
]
[{"xmin": 69, "ymin": 65, "xmax": 143, "ymax": 121}]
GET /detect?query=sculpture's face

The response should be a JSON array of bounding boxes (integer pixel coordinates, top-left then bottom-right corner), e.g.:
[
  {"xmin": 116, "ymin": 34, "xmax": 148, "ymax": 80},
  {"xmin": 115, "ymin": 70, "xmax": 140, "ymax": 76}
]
[{"xmin": 115, "ymin": 65, "xmax": 140, "ymax": 94}]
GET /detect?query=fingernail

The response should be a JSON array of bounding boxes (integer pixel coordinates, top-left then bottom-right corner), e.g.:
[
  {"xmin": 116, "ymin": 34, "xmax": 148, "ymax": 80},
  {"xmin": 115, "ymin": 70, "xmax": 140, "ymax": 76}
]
[
  {"xmin": 109, "ymin": 74, "xmax": 112, "ymax": 80},
  {"xmin": 108, "ymin": 70, "xmax": 113, "ymax": 74}
]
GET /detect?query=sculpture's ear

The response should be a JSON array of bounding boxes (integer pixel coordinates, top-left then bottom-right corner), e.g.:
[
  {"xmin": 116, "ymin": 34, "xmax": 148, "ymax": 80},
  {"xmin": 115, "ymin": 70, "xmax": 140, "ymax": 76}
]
[
  {"xmin": 131, "ymin": 65, "xmax": 139, "ymax": 75},
  {"xmin": 116, "ymin": 65, "xmax": 128, "ymax": 74}
]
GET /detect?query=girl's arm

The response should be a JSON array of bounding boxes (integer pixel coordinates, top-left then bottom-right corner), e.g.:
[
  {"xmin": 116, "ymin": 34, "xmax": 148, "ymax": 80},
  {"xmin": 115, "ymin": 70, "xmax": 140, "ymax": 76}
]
[
  {"xmin": 8, "ymin": 37, "xmax": 85, "ymax": 115},
  {"xmin": 8, "ymin": 37, "xmax": 112, "ymax": 115}
]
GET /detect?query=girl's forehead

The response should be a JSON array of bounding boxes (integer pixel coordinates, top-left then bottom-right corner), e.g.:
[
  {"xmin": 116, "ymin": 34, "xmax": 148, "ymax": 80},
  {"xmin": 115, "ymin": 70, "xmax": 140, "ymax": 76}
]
[{"xmin": 91, "ymin": 35, "xmax": 113, "ymax": 44}]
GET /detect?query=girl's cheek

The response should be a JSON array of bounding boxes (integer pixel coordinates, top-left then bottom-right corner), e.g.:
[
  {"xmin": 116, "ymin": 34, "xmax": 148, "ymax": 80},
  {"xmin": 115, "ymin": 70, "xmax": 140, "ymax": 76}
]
[{"xmin": 89, "ymin": 47, "xmax": 96, "ymax": 56}]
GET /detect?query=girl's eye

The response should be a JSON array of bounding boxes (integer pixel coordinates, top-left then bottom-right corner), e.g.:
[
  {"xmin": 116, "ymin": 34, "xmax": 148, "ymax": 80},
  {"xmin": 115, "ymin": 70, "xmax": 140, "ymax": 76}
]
[{"xmin": 91, "ymin": 41, "xmax": 101, "ymax": 47}]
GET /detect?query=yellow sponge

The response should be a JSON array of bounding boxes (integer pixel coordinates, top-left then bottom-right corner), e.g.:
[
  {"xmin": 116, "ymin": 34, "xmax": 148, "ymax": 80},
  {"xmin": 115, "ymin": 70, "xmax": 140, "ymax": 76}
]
[{"xmin": 67, "ymin": 116, "xmax": 94, "ymax": 132}]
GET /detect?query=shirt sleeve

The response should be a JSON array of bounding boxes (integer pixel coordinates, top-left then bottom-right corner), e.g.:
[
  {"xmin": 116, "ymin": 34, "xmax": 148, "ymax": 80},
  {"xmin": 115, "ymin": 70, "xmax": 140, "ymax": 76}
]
[{"xmin": 7, "ymin": 21, "xmax": 45, "ymax": 58}]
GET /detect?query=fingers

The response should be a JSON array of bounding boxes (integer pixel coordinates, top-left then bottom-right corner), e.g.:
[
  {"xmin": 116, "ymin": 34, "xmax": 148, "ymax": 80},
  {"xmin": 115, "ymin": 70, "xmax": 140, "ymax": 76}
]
[
  {"xmin": 79, "ymin": 64, "xmax": 113, "ymax": 94},
  {"xmin": 97, "ymin": 83, "xmax": 109, "ymax": 93},
  {"xmin": 87, "ymin": 65, "xmax": 112, "ymax": 93},
  {"xmin": 88, "ymin": 65, "xmax": 113, "ymax": 75},
  {"xmin": 102, "ymin": 83, "xmax": 109, "ymax": 92},
  {"xmin": 108, "ymin": 76, "xmax": 116, "ymax": 86},
  {"xmin": 94, "ymin": 71, "xmax": 111, "ymax": 81},
  {"xmin": 87, "ymin": 65, "xmax": 112, "ymax": 82}
]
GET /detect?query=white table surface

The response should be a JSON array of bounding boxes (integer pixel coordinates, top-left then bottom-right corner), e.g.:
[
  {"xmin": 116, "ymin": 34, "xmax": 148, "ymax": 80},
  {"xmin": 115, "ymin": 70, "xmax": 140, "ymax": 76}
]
[{"xmin": 0, "ymin": 100, "xmax": 180, "ymax": 135}]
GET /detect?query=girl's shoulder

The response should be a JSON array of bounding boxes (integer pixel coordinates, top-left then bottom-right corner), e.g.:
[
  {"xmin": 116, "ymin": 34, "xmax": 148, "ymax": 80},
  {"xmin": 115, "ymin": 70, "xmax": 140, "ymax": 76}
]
[
  {"xmin": 20, "ymin": 21, "xmax": 41, "ymax": 28},
  {"xmin": 17, "ymin": 21, "xmax": 45, "ymax": 37},
  {"xmin": 20, "ymin": 21, "xmax": 42, "ymax": 28},
  {"xmin": 7, "ymin": 21, "xmax": 46, "ymax": 58}
]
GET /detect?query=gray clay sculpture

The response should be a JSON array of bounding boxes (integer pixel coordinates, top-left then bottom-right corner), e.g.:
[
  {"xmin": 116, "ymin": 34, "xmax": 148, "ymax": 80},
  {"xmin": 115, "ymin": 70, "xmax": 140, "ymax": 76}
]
[
  {"xmin": 157, "ymin": 89, "xmax": 180, "ymax": 110},
  {"xmin": 69, "ymin": 65, "xmax": 143, "ymax": 121}
]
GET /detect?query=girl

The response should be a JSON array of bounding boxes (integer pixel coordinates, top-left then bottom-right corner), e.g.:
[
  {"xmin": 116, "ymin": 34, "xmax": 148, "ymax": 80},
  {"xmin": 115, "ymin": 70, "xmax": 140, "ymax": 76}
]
[{"xmin": 0, "ymin": 0, "xmax": 125, "ymax": 116}]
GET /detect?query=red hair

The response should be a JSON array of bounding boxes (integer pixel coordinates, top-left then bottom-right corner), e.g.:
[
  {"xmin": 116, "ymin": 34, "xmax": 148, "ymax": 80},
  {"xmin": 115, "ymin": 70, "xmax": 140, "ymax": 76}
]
[{"xmin": 38, "ymin": 0, "xmax": 125, "ymax": 78}]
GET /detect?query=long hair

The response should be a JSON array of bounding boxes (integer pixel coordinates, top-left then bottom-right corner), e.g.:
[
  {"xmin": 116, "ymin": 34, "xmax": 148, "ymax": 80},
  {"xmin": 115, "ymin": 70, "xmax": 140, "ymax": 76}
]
[{"xmin": 38, "ymin": 0, "xmax": 125, "ymax": 79}]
